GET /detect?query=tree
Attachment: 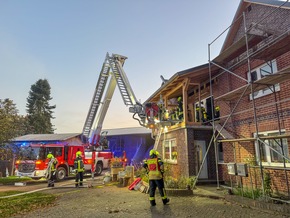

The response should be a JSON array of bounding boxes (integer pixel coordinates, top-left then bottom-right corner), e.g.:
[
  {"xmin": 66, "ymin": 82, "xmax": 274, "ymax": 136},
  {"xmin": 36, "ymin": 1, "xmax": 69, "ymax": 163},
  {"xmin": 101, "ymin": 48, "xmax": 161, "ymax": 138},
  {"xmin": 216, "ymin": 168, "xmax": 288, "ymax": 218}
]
[
  {"xmin": 0, "ymin": 98, "xmax": 19, "ymax": 146},
  {"xmin": 0, "ymin": 98, "xmax": 31, "ymax": 161},
  {"xmin": 26, "ymin": 79, "xmax": 56, "ymax": 134}
]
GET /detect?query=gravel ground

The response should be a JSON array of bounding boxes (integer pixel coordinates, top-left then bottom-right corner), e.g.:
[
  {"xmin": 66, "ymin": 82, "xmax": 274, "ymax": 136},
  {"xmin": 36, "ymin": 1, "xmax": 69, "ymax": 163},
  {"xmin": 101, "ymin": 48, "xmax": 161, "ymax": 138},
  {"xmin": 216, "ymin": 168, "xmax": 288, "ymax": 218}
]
[{"xmin": 11, "ymin": 183, "xmax": 287, "ymax": 218}]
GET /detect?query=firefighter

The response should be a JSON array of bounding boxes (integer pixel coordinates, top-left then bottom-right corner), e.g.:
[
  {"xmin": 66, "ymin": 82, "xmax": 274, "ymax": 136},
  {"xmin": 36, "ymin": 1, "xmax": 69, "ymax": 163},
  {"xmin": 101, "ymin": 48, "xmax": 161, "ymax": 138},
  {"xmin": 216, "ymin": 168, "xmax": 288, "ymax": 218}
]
[
  {"xmin": 143, "ymin": 149, "xmax": 170, "ymax": 206},
  {"xmin": 177, "ymin": 96, "xmax": 183, "ymax": 120},
  {"xmin": 196, "ymin": 102, "xmax": 205, "ymax": 122},
  {"xmin": 46, "ymin": 153, "xmax": 58, "ymax": 187},
  {"xmin": 169, "ymin": 108, "xmax": 176, "ymax": 120},
  {"xmin": 214, "ymin": 105, "xmax": 220, "ymax": 120},
  {"xmin": 74, "ymin": 151, "xmax": 85, "ymax": 187}
]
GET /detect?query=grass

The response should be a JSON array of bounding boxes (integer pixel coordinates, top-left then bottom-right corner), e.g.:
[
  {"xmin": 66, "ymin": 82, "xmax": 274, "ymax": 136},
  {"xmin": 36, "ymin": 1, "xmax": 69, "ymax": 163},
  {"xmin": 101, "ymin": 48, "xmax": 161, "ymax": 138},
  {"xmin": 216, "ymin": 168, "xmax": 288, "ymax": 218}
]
[
  {"xmin": 233, "ymin": 187, "xmax": 264, "ymax": 200},
  {"xmin": 0, "ymin": 176, "xmax": 47, "ymax": 185},
  {"xmin": 0, "ymin": 191, "xmax": 57, "ymax": 218}
]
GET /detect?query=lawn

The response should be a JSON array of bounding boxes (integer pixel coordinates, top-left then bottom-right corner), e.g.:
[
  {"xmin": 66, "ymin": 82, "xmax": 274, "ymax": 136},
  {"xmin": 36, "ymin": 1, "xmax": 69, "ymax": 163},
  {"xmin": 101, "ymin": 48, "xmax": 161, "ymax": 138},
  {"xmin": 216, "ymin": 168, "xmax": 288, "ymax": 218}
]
[
  {"xmin": 0, "ymin": 176, "xmax": 56, "ymax": 217},
  {"xmin": 0, "ymin": 191, "xmax": 57, "ymax": 217},
  {"xmin": 0, "ymin": 176, "xmax": 46, "ymax": 185}
]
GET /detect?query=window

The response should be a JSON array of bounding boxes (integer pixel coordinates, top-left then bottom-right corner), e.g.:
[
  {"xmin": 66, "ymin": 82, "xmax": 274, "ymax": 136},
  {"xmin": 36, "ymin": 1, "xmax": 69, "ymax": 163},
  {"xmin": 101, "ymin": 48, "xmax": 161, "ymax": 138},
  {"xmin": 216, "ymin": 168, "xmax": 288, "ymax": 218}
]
[
  {"xmin": 163, "ymin": 138, "xmax": 177, "ymax": 163},
  {"xmin": 248, "ymin": 60, "xmax": 279, "ymax": 99},
  {"xmin": 217, "ymin": 142, "xmax": 224, "ymax": 162},
  {"xmin": 46, "ymin": 147, "xmax": 63, "ymax": 159},
  {"xmin": 255, "ymin": 130, "xmax": 289, "ymax": 166}
]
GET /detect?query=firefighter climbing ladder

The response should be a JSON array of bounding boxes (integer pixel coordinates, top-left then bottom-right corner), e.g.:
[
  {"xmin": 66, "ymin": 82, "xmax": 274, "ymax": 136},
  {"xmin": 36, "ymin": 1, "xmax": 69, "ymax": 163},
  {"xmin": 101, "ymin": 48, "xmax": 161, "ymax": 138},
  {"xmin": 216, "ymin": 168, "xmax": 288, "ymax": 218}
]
[{"xmin": 82, "ymin": 53, "xmax": 146, "ymax": 144}]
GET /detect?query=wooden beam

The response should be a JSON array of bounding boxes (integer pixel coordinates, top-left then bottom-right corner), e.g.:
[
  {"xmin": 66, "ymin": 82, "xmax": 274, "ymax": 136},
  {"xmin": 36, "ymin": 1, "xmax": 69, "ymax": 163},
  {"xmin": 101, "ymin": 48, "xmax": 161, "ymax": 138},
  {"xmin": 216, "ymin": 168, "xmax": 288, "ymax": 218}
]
[
  {"xmin": 163, "ymin": 83, "xmax": 183, "ymax": 98},
  {"xmin": 182, "ymin": 78, "xmax": 189, "ymax": 123}
]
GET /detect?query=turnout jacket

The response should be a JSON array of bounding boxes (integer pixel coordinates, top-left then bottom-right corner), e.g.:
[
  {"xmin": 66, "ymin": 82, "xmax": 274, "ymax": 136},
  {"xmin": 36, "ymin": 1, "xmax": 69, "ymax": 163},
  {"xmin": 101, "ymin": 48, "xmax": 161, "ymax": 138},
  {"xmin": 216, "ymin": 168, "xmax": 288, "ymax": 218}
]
[
  {"xmin": 74, "ymin": 156, "xmax": 85, "ymax": 172},
  {"xmin": 143, "ymin": 157, "xmax": 164, "ymax": 180}
]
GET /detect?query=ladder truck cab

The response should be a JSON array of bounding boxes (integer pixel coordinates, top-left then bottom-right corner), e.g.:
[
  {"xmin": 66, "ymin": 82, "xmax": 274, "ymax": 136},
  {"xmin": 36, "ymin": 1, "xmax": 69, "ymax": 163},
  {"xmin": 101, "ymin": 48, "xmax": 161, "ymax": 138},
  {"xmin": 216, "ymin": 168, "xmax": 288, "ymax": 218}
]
[{"xmin": 14, "ymin": 143, "xmax": 113, "ymax": 180}]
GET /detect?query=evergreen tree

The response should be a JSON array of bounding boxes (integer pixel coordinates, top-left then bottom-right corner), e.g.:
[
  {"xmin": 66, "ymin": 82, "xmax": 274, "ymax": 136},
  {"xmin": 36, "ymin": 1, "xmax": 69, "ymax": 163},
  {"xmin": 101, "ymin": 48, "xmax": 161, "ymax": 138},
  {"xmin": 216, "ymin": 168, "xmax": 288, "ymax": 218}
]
[
  {"xmin": 0, "ymin": 98, "xmax": 19, "ymax": 146},
  {"xmin": 0, "ymin": 98, "xmax": 31, "ymax": 146},
  {"xmin": 26, "ymin": 79, "xmax": 56, "ymax": 134}
]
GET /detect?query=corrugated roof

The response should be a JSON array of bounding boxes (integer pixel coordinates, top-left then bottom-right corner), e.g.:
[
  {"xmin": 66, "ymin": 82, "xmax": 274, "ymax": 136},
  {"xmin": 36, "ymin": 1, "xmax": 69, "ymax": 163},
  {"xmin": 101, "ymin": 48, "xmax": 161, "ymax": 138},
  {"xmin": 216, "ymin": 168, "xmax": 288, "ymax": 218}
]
[
  {"xmin": 103, "ymin": 127, "xmax": 151, "ymax": 136},
  {"xmin": 13, "ymin": 133, "xmax": 81, "ymax": 142}
]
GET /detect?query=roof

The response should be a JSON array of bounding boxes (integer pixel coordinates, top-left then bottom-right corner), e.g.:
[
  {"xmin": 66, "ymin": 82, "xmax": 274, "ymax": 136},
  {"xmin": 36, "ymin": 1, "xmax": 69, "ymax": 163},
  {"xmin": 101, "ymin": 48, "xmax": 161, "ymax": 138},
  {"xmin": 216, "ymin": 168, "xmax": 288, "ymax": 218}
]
[
  {"xmin": 13, "ymin": 133, "xmax": 81, "ymax": 142},
  {"xmin": 221, "ymin": 0, "xmax": 290, "ymax": 53},
  {"xmin": 103, "ymin": 127, "xmax": 151, "ymax": 136},
  {"xmin": 245, "ymin": 0, "xmax": 290, "ymax": 8},
  {"xmin": 146, "ymin": 63, "xmax": 220, "ymax": 103},
  {"xmin": 12, "ymin": 127, "xmax": 151, "ymax": 142}
]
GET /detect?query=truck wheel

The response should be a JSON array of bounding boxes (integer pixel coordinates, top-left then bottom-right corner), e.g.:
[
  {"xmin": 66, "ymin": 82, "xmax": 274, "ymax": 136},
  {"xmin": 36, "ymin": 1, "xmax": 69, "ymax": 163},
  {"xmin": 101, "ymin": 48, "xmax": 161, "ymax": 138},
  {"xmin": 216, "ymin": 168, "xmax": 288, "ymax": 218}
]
[
  {"xmin": 95, "ymin": 163, "xmax": 103, "ymax": 176},
  {"xmin": 57, "ymin": 167, "xmax": 67, "ymax": 181}
]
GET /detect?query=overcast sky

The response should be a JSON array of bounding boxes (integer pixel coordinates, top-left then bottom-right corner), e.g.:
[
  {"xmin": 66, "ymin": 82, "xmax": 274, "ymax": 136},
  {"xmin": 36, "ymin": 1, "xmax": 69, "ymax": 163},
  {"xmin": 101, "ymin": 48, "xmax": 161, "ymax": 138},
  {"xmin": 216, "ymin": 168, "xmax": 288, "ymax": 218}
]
[{"xmin": 0, "ymin": 0, "xmax": 241, "ymax": 133}]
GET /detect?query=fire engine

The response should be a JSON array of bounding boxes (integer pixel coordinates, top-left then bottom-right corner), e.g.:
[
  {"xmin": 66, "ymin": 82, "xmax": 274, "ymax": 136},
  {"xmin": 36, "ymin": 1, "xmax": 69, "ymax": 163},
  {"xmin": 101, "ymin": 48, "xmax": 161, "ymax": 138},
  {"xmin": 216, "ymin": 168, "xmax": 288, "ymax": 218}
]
[
  {"xmin": 14, "ymin": 143, "xmax": 113, "ymax": 180},
  {"xmin": 14, "ymin": 53, "xmax": 158, "ymax": 180}
]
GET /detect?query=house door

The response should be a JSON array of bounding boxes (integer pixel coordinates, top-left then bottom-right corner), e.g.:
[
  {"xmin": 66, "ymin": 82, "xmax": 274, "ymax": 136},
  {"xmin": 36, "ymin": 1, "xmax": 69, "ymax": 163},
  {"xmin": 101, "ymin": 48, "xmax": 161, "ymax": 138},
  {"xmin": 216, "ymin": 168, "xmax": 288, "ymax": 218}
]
[{"xmin": 194, "ymin": 140, "xmax": 208, "ymax": 179}]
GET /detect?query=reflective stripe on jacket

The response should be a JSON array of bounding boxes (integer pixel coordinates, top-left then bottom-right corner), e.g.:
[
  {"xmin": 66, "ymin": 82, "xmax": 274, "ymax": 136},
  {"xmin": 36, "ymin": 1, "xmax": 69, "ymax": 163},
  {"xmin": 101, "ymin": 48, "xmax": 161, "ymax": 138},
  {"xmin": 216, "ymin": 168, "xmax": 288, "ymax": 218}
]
[
  {"xmin": 74, "ymin": 157, "xmax": 84, "ymax": 172},
  {"xmin": 50, "ymin": 158, "xmax": 58, "ymax": 172},
  {"xmin": 146, "ymin": 158, "xmax": 163, "ymax": 180}
]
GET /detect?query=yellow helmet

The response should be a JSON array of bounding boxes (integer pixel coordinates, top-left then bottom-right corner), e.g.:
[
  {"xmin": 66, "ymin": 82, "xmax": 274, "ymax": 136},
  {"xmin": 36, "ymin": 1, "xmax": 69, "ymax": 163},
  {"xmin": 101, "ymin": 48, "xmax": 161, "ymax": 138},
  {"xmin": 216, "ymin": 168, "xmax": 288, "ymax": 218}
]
[
  {"xmin": 177, "ymin": 96, "xmax": 182, "ymax": 102},
  {"xmin": 76, "ymin": 151, "xmax": 82, "ymax": 157},
  {"xmin": 149, "ymin": 149, "xmax": 159, "ymax": 156},
  {"xmin": 47, "ymin": 153, "xmax": 54, "ymax": 159}
]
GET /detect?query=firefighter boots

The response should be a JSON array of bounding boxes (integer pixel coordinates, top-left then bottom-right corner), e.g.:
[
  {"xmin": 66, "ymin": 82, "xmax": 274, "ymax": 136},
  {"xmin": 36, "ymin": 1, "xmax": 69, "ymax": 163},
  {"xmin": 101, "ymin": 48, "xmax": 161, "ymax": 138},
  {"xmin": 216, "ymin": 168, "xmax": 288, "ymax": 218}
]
[
  {"xmin": 162, "ymin": 198, "xmax": 170, "ymax": 205},
  {"xmin": 150, "ymin": 200, "xmax": 156, "ymax": 206}
]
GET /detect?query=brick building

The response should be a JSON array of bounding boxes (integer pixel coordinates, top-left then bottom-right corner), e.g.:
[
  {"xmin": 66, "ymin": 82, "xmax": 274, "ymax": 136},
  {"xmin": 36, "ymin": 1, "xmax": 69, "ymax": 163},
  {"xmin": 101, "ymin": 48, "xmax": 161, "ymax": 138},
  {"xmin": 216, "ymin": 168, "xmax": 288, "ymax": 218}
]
[{"xmin": 146, "ymin": 0, "xmax": 290, "ymax": 197}]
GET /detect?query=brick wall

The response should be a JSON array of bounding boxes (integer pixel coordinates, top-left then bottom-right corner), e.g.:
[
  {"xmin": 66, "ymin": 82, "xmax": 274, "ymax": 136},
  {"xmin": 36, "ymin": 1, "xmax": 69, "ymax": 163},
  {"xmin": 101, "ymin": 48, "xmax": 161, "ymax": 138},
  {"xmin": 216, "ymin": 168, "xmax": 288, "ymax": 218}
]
[
  {"xmin": 157, "ymin": 128, "xmax": 186, "ymax": 178},
  {"xmin": 157, "ymin": 127, "xmax": 215, "ymax": 180},
  {"xmin": 213, "ymin": 4, "xmax": 290, "ymax": 195}
]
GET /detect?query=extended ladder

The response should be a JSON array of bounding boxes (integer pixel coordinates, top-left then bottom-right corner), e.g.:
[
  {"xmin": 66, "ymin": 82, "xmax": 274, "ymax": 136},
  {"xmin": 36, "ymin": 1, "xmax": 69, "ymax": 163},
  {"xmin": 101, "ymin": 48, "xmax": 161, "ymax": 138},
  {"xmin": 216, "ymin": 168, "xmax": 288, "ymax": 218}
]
[
  {"xmin": 153, "ymin": 127, "xmax": 162, "ymax": 150},
  {"xmin": 107, "ymin": 54, "xmax": 138, "ymax": 106},
  {"xmin": 82, "ymin": 56, "xmax": 111, "ymax": 139},
  {"xmin": 82, "ymin": 53, "xmax": 145, "ymax": 144}
]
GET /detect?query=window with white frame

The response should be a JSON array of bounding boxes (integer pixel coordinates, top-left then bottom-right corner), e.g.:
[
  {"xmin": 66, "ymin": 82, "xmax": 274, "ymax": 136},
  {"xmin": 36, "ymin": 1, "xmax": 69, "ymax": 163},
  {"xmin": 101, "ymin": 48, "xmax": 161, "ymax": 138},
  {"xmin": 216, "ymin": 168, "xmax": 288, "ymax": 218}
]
[
  {"xmin": 248, "ymin": 60, "xmax": 279, "ymax": 100},
  {"xmin": 163, "ymin": 138, "xmax": 177, "ymax": 163},
  {"xmin": 254, "ymin": 130, "xmax": 289, "ymax": 165}
]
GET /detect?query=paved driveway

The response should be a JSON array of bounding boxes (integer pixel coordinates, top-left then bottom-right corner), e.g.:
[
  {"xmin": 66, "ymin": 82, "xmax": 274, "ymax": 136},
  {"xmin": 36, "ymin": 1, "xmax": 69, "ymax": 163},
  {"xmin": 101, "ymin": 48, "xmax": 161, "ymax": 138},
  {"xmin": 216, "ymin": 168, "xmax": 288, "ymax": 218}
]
[{"xmin": 9, "ymin": 182, "xmax": 286, "ymax": 218}]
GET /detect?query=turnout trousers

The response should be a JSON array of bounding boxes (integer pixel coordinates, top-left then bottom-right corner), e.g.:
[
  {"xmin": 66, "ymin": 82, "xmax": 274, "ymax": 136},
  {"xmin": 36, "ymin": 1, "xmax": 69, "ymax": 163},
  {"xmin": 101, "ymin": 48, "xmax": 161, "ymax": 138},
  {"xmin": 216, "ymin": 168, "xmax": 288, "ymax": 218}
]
[
  {"xmin": 75, "ymin": 172, "xmax": 84, "ymax": 187},
  {"xmin": 149, "ymin": 178, "xmax": 169, "ymax": 205}
]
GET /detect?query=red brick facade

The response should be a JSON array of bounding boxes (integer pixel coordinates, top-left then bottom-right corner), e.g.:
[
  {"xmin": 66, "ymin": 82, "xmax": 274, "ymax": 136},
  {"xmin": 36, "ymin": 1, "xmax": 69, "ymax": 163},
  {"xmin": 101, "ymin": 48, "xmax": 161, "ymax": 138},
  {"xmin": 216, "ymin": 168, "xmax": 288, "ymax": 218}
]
[
  {"xmin": 150, "ymin": 1, "xmax": 290, "ymax": 196},
  {"xmin": 212, "ymin": 3, "xmax": 290, "ymax": 196}
]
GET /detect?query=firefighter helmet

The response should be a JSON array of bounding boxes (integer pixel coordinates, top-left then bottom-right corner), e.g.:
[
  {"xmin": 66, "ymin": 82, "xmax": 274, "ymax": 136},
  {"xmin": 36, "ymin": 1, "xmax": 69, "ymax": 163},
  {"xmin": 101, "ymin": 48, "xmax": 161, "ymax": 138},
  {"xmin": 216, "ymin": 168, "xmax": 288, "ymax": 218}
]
[
  {"xmin": 47, "ymin": 153, "xmax": 54, "ymax": 159},
  {"xmin": 76, "ymin": 151, "xmax": 82, "ymax": 157},
  {"xmin": 149, "ymin": 149, "xmax": 159, "ymax": 156},
  {"xmin": 177, "ymin": 96, "xmax": 182, "ymax": 102}
]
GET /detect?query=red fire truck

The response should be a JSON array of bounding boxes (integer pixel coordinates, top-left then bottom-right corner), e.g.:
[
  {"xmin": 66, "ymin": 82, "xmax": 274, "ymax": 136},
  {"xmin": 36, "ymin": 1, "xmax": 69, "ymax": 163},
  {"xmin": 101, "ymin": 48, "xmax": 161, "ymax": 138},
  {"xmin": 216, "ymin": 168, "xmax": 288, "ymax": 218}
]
[{"xmin": 14, "ymin": 143, "xmax": 113, "ymax": 180}]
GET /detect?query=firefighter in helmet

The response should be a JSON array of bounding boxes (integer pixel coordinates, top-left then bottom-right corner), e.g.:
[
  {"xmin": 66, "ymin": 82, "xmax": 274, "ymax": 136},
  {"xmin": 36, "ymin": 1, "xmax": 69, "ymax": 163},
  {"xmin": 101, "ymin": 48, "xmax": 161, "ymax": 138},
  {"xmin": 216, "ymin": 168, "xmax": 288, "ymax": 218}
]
[
  {"xmin": 196, "ymin": 102, "xmax": 205, "ymax": 122},
  {"xmin": 74, "ymin": 150, "xmax": 85, "ymax": 187},
  {"xmin": 46, "ymin": 153, "xmax": 58, "ymax": 187},
  {"xmin": 143, "ymin": 149, "xmax": 170, "ymax": 206},
  {"xmin": 214, "ymin": 105, "xmax": 220, "ymax": 120},
  {"xmin": 176, "ymin": 96, "xmax": 183, "ymax": 120}
]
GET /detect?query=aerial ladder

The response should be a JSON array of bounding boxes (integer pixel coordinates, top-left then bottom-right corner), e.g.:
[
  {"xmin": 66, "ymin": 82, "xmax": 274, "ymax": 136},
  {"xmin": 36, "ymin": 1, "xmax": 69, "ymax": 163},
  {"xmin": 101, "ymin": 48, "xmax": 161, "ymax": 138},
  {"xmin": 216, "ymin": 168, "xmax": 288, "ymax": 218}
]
[{"xmin": 82, "ymin": 53, "xmax": 153, "ymax": 146}]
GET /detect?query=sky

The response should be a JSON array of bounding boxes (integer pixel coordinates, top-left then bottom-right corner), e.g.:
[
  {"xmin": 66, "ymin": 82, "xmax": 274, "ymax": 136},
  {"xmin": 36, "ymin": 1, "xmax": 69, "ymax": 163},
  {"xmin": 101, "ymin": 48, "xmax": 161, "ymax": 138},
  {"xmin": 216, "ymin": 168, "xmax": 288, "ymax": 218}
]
[{"xmin": 0, "ymin": 0, "xmax": 241, "ymax": 134}]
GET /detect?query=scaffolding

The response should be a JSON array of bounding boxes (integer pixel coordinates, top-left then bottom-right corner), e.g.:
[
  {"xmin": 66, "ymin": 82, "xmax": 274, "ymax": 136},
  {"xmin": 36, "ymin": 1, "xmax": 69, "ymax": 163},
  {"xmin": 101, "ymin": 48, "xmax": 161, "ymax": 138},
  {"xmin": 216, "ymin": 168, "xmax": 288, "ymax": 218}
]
[{"xmin": 201, "ymin": 0, "xmax": 290, "ymax": 201}]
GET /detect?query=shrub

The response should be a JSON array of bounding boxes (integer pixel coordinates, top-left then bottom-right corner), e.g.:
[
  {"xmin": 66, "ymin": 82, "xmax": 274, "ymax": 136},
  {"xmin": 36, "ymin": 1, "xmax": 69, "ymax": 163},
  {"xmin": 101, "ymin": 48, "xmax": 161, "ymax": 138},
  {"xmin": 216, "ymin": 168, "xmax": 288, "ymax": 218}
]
[{"xmin": 164, "ymin": 175, "xmax": 197, "ymax": 189}]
